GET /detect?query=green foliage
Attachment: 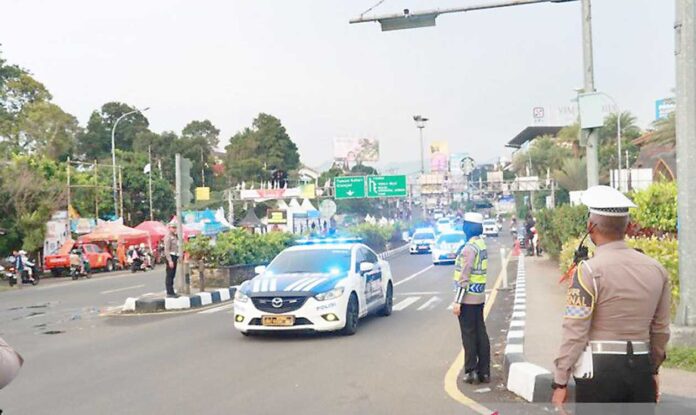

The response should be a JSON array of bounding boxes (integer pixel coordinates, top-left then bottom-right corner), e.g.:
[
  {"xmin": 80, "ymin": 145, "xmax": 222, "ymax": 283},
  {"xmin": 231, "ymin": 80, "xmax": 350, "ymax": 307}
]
[
  {"xmin": 664, "ymin": 347, "xmax": 696, "ymax": 372},
  {"xmin": 347, "ymin": 223, "xmax": 394, "ymax": 252},
  {"xmin": 186, "ymin": 230, "xmax": 297, "ymax": 267},
  {"xmin": 77, "ymin": 102, "xmax": 150, "ymax": 160},
  {"xmin": 630, "ymin": 182, "xmax": 677, "ymax": 233},
  {"xmin": 554, "ymin": 158, "xmax": 587, "ymax": 191},
  {"xmin": 651, "ymin": 112, "xmax": 676, "ymax": 145},
  {"xmin": 535, "ymin": 204, "xmax": 588, "ymax": 259},
  {"xmin": 511, "ymin": 135, "xmax": 573, "ymax": 176},
  {"xmin": 560, "ymin": 236, "xmax": 679, "ymax": 314}
]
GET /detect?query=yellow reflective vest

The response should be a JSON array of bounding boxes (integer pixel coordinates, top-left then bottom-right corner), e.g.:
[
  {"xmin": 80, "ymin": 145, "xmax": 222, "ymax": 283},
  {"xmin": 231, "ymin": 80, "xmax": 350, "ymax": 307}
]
[{"xmin": 453, "ymin": 237, "xmax": 488, "ymax": 296}]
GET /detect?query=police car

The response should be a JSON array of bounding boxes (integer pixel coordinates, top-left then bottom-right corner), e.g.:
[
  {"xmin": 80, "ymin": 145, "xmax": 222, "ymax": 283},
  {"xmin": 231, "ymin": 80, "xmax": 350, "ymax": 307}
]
[{"xmin": 233, "ymin": 238, "xmax": 394, "ymax": 336}]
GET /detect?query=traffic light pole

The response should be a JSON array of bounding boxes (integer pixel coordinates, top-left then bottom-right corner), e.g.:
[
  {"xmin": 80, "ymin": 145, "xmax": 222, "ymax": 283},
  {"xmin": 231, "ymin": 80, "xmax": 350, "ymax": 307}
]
[{"xmin": 174, "ymin": 154, "xmax": 186, "ymax": 294}]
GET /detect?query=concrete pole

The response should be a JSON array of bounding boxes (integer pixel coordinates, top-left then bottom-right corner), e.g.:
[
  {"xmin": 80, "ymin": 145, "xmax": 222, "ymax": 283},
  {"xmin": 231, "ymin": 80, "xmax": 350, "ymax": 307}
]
[
  {"xmin": 419, "ymin": 126, "xmax": 425, "ymax": 174},
  {"xmin": 67, "ymin": 157, "xmax": 71, "ymax": 213},
  {"xmin": 148, "ymin": 146, "xmax": 154, "ymax": 221},
  {"xmin": 675, "ymin": 0, "xmax": 696, "ymax": 327},
  {"xmin": 617, "ymin": 111, "xmax": 622, "ymax": 191},
  {"xmin": 175, "ymin": 154, "xmax": 186, "ymax": 294},
  {"xmin": 581, "ymin": 0, "xmax": 599, "ymax": 187}
]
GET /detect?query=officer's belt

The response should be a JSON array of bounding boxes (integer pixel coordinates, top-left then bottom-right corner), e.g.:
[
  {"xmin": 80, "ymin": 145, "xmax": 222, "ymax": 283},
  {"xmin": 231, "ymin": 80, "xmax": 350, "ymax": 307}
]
[{"xmin": 590, "ymin": 340, "xmax": 649, "ymax": 355}]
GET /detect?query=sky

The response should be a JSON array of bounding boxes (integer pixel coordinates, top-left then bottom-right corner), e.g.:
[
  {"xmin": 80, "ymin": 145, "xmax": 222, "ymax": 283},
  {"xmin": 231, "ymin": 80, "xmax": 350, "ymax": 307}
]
[{"xmin": 0, "ymin": 0, "xmax": 675, "ymax": 171}]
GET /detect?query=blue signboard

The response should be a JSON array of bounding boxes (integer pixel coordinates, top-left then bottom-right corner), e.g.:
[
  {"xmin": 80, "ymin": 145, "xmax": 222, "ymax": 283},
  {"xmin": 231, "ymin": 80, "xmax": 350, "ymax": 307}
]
[{"xmin": 655, "ymin": 98, "xmax": 676, "ymax": 120}]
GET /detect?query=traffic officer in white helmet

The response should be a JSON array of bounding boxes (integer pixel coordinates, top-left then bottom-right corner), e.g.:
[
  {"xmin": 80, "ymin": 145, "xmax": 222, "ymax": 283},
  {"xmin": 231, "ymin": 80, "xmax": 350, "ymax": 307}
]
[
  {"xmin": 551, "ymin": 186, "xmax": 671, "ymax": 414},
  {"xmin": 452, "ymin": 212, "xmax": 491, "ymax": 384}
]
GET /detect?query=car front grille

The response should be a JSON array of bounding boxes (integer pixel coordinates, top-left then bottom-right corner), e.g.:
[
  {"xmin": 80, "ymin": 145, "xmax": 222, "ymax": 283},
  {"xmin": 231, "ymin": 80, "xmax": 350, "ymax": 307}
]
[{"xmin": 251, "ymin": 296, "xmax": 308, "ymax": 314}]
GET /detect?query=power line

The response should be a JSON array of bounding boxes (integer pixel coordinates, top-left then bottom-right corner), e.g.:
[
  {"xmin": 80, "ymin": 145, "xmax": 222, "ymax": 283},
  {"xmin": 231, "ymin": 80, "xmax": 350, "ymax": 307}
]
[{"xmin": 360, "ymin": 0, "xmax": 387, "ymax": 18}]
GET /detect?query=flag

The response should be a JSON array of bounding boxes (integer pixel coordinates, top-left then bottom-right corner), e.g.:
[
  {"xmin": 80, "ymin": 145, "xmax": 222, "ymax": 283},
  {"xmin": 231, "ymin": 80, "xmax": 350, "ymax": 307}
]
[{"xmin": 143, "ymin": 163, "xmax": 151, "ymax": 174}]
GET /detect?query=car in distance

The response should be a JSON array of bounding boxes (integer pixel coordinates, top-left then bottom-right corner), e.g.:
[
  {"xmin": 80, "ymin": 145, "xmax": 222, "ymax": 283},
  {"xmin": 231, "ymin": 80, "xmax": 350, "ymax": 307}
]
[
  {"xmin": 233, "ymin": 239, "xmax": 394, "ymax": 336},
  {"xmin": 435, "ymin": 218, "xmax": 453, "ymax": 234},
  {"xmin": 431, "ymin": 232, "xmax": 467, "ymax": 265},
  {"xmin": 409, "ymin": 229, "xmax": 436, "ymax": 254},
  {"xmin": 482, "ymin": 219, "xmax": 499, "ymax": 237}
]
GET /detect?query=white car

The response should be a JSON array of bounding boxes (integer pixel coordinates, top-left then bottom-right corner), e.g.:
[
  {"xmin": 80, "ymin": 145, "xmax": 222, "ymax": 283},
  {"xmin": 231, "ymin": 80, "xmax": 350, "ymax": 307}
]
[
  {"xmin": 409, "ymin": 230, "xmax": 436, "ymax": 254},
  {"xmin": 483, "ymin": 219, "xmax": 499, "ymax": 237},
  {"xmin": 234, "ymin": 240, "xmax": 394, "ymax": 336},
  {"xmin": 431, "ymin": 232, "xmax": 467, "ymax": 265},
  {"xmin": 435, "ymin": 218, "xmax": 453, "ymax": 234}
]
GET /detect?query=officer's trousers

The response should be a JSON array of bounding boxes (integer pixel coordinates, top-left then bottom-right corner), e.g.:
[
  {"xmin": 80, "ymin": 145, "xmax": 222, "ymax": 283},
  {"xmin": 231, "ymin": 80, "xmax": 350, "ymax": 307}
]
[
  {"xmin": 574, "ymin": 352, "xmax": 655, "ymax": 415},
  {"xmin": 457, "ymin": 303, "xmax": 490, "ymax": 375},
  {"xmin": 165, "ymin": 255, "xmax": 178, "ymax": 295}
]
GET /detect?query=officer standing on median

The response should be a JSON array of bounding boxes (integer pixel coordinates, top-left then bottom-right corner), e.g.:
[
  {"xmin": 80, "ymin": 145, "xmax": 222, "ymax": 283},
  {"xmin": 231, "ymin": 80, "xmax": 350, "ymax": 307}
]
[
  {"xmin": 452, "ymin": 212, "xmax": 491, "ymax": 384},
  {"xmin": 551, "ymin": 186, "xmax": 671, "ymax": 414},
  {"xmin": 163, "ymin": 222, "xmax": 180, "ymax": 298}
]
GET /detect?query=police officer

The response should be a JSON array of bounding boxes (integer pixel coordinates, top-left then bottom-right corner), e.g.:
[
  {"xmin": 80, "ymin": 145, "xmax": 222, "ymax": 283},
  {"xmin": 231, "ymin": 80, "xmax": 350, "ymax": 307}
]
[
  {"xmin": 551, "ymin": 186, "xmax": 671, "ymax": 414},
  {"xmin": 452, "ymin": 212, "xmax": 491, "ymax": 384},
  {"xmin": 163, "ymin": 222, "xmax": 180, "ymax": 298}
]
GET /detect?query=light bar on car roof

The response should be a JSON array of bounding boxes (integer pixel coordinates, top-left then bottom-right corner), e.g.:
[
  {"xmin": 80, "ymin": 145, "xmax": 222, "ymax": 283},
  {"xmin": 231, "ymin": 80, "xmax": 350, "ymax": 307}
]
[{"xmin": 294, "ymin": 237, "xmax": 363, "ymax": 245}]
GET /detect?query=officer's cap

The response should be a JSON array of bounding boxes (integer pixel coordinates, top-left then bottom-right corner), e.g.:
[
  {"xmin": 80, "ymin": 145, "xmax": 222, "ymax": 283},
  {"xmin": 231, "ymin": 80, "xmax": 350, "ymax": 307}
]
[
  {"xmin": 463, "ymin": 212, "xmax": 484, "ymax": 224},
  {"xmin": 581, "ymin": 185, "xmax": 636, "ymax": 217}
]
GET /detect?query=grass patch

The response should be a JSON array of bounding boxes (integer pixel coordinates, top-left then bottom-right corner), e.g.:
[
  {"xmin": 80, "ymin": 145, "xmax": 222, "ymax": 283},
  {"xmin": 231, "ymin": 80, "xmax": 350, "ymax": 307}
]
[{"xmin": 663, "ymin": 346, "xmax": 696, "ymax": 372}]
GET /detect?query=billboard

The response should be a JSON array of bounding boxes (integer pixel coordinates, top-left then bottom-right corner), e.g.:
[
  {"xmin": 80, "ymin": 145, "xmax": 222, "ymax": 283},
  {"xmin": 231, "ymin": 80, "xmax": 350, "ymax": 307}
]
[
  {"xmin": 655, "ymin": 98, "xmax": 676, "ymax": 120},
  {"xmin": 333, "ymin": 138, "xmax": 380, "ymax": 162},
  {"xmin": 267, "ymin": 210, "xmax": 288, "ymax": 225},
  {"xmin": 430, "ymin": 141, "xmax": 449, "ymax": 173}
]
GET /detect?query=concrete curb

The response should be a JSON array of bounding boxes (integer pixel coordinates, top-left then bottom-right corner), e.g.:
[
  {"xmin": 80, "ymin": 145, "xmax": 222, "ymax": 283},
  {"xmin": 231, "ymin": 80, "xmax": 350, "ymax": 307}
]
[
  {"xmin": 122, "ymin": 286, "xmax": 237, "ymax": 313},
  {"xmin": 378, "ymin": 243, "xmax": 409, "ymax": 260},
  {"xmin": 503, "ymin": 255, "xmax": 558, "ymax": 403}
]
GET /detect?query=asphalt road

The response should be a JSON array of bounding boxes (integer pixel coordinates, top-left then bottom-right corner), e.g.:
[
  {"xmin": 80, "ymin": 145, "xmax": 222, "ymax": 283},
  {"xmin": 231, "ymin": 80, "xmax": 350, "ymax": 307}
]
[{"xmin": 0, "ymin": 236, "xmax": 526, "ymax": 415}]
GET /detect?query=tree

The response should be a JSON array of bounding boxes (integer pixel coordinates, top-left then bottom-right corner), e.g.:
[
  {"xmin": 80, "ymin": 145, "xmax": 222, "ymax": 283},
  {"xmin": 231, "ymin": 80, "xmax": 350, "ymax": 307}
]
[
  {"xmin": 511, "ymin": 135, "xmax": 572, "ymax": 176},
  {"xmin": 77, "ymin": 102, "xmax": 150, "ymax": 160},
  {"xmin": 553, "ymin": 158, "xmax": 587, "ymax": 191},
  {"xmin": 599, "ymin": 112, "xmax": 642, "ymax": 142},
  {"xmin": 14, "ymin": 101, "xmax": 81, "ymax": 160},
  {"xmin": 179, "ymin": 120, "xmax": 221, "ymax": 188},
  {"xmin": 350, "ymin": 163, "xmax": 378, "ymax": 176},
  {"xmin": 224, "ymin": 113, "xmax": 300, "ymax": 184},
  {"xmin": 651, "ymin": 112, "xmax": 676, "ymax": 145}
]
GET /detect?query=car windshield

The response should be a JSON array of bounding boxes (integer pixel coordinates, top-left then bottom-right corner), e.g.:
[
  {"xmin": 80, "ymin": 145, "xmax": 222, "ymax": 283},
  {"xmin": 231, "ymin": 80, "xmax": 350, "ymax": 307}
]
[
  {"xmin": 437, "ymin": 234, "xmax": 465, "ymax": 244},
  {"xmin": 413, "ymin": 233, "xmax": 435, "ymax": 240},
  {"xmin": 483, "ymin": 220, "xmax": 497, "ymax": 225},
  {"xmin": 266, "ymin": 249, "xmax": 351, "ymax": 274}
]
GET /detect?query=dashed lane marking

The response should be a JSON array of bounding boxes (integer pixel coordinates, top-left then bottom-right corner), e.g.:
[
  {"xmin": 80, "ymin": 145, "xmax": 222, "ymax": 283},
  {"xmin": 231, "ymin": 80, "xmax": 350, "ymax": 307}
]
[
  {"xmin": 198, "ymin": 303, "xmax": 235, "ymax": 314},
  {"xmin": 100, "ymin": 284, "xmax": 146, "ymax": 294},
  {"xmin": 416, "ymin": 296, "xmax": 442, "ymax": 311},
  {"xmin": 393, "ymin": 265, "xmax": 434, "ymax": 287}
]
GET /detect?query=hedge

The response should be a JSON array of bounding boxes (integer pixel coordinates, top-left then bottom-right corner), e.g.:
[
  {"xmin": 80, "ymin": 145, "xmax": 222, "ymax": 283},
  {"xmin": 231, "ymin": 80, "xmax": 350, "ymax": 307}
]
[
  {"xmin": 535, "ymin": 204, "xmax": 588, "ymax": 259},
  {"xmin": 560, "ymin": 236, "xmax": 679, "ymax": 313},
  {"xmin": 185, "ymin": 229, "xmax": 296, "ymax": 268},
  {"xmin": 630, "ymin": 181, "xmax": 677, "ymax": 234}
]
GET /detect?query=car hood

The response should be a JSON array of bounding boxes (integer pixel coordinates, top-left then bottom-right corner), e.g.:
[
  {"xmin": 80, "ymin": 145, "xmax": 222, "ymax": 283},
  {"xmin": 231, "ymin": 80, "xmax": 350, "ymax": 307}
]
[{"xmin": 242, "ymin": 272, "xmax": 347, "ymax": 296}]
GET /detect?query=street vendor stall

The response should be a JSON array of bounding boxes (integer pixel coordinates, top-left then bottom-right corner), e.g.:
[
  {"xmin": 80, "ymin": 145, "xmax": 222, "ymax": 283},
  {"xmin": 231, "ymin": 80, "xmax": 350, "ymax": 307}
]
[{"xmin": 78, "ymin": 222, "xmax": 150, "ymax": 268}]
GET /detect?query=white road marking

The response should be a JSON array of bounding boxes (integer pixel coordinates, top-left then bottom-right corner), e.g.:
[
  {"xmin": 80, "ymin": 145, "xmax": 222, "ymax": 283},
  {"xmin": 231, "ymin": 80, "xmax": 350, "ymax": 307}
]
[
  {"xmin": 417, "ymin": 296, "xmax": 442, "ymax": 311},
  {"xmin": 100, "ymin": 284, "xmax": 146, "ymax": 295},
  {"xmin": 393, "ymin": 296, "xmax": 421, "ymax": 311},
  {"xmin": 394, "ymin": 265, "xmax": 434, "ymax": 287},
  {"xmin": 395, "ymin": 291, "xmax": 445, "ymax": 296},
  {"xmin": 198, "ymin": 303, "xmax": 235, "ymax": 314}
]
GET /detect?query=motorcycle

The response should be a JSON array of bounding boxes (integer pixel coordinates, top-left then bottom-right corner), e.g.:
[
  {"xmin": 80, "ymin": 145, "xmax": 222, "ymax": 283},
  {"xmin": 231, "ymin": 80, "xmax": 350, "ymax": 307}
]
[
  {"xmin": 128, "ymin": 251, "xmax": 153, "ymax": 273},
  {"xmin": 69, "ymin": 262, "xmax": 91, "ymax": 280},
  {"xmin": 4, "ymin": 265, "xmax": 40, "ymax": 286}
]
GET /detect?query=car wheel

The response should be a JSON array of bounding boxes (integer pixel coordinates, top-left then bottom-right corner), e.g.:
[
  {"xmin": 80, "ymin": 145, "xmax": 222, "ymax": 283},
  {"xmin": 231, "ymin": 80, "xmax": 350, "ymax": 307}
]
[
  {"xmin": 106, "ymin": 260, "xmax": 114, "ymax": 272},
  {"xmin": 341, "ymin": 293, "xmax": 359, "ymax": 336},
  {"xmin": 378, "ymin": 283, "xmax": 393, "ymax": 317}
]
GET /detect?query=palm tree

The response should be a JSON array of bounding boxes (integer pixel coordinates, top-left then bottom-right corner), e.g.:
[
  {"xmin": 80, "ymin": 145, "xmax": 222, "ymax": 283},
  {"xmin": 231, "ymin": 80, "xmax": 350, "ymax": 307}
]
[
  {"xmin": 651, "ymin": 112, "xmax": 676, "ymax": 145},
  {"xmin": 554, "ymin": 158, "xmax": 587, "ymax": 191},
  {"xmin": 600, "ymin": 112, "xmax": 642, "ymax": 142}
]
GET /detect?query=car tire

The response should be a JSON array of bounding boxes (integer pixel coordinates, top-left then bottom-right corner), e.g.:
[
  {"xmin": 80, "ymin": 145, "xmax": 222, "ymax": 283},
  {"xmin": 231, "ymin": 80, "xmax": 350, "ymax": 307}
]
[
  {"xmin": 378, "ymin": 283, "xmax": 393, "ymax": 317},
  {"xmin": 341, "ymin": 293, "xmax": 359, "ymax": 336},
  {"xmin": 106, "ymin": 259, "xmax": 114, "ymax": 272}
]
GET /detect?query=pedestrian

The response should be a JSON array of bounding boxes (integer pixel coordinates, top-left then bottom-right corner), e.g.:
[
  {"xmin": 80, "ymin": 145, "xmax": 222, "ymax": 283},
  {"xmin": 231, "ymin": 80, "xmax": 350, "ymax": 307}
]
[
  {"xmin": 163, "ymin": 222, "xmax": 180, "ymax": 298},
  {"xmin": 0, "ymin": 336, "xmax": 23, "ymax": 390},
  {"xmin": 452, "ymin": 212, "xmax": 491, "ymax": 384},
  {"xmin": 551, "ymin": 186, "xmax": 671, "ymax": 414}
]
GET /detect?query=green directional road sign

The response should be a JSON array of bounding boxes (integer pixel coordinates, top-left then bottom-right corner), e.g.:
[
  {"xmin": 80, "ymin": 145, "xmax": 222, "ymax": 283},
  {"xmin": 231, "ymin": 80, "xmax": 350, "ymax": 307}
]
[
  {"xmin": 334, "ymin": 176, "xmax": 366, "ymax": 199},
  {"xmin": 367, "ymin": 175, "xmax": 407, "ymax": 198}
]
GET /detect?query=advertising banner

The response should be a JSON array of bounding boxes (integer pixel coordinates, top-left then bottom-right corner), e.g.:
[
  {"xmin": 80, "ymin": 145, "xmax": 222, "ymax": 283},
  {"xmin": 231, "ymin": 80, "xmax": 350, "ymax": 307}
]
[
  {"xmin": 267, "ymin": 210, "xmax": 288, "ymax": 225},
  {"xmin": 430, "ymin": 141, "xmax": 449, "ymax": 173},
  {"xmin": 333, "ymin": 138, "xmax": 380, "ymax": 162}
]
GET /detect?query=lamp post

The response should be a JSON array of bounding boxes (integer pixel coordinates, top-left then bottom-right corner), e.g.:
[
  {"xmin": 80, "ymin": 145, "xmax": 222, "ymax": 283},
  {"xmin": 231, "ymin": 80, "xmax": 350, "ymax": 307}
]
[
  {"xmin": 413, "ymin": 115, "xmax": 428, "ymax": 174},
  {"xmin": 598, "ymin": 94, "xmax": 622, "ymax": 191},
  {"xmin": 111, "ymin": 107, "xmax": 149, "ymax": 218}
]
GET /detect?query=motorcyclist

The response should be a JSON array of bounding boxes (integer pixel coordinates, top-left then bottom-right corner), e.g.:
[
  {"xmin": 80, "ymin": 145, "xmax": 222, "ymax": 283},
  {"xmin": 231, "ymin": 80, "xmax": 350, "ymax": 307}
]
[{"xmin": 138, "ymin": 243, "xmax": 152, "ymax": 269}]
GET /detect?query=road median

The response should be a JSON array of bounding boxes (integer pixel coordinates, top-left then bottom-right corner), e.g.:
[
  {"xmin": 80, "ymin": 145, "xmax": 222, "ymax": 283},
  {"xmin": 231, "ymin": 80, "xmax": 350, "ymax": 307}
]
[{"xmin": 122, "ymin": 286, "xmax": 237, "ymax": 313}]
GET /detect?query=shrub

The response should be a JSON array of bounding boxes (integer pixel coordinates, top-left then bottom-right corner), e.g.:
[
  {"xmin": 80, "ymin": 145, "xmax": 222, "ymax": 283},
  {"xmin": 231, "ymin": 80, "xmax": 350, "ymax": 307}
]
[
  {"xmin": 536, "ymin": 204, "xmax": 588, "ymax": 259},
  {"xmin": 559, "ymin": 236, "xmax": 679, "ymax": 314},
  {"xmin": 185, "ymin": 229, "xmax": 296, "ymax": 268},
  {"xmin": 630, "ymin": 182, "xmax": 677, "ymax": 234},
  {"xmin": 348, "ymin": 223, "xmax": 394, "ymax": 252}
]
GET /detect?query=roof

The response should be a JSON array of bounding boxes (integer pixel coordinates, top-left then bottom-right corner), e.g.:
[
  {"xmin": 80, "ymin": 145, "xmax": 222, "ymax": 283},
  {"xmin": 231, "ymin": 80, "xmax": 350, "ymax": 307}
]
[
  {"xmin": 286, "ymin": 243, "xmax": 360, "ymax": 252},
  {"xmin": 506, "ymin": 126, "xmax": 565, "ymax": 149},
  {"xmin": 238, "ymin": 209, "xmax": 264, "ymax": 227}
]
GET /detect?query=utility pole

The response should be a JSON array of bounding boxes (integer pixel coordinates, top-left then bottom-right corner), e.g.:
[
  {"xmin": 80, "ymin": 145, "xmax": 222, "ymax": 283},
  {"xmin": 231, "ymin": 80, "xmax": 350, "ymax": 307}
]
[
  {"xmin": 118, "ymin": 166, "xmax": 124, "ymax": 223},
  {"xmin": 95, "ymin": 160, "xmax": 99, "ymax": 218},
  {"xmin": 174, "ymin": 154, "xmax": 187, "ymax": 294},
  {"xmin": 227, "ymin": 189, "xmax": 234, "ymax": 226},
  {"xmin": 581, "ymin": 0, "xmax": 599, "ymax": 187},
  {"xmin": 67, "ymin": 157, "xmax": 71, "ymax": 213},
  {"xmin": 148, "ymin": 146, "xmax": 154, "ymax": 221},
  {"xmin": 675, "ymin": 0, "xmax": 696, "ymax": 327}
]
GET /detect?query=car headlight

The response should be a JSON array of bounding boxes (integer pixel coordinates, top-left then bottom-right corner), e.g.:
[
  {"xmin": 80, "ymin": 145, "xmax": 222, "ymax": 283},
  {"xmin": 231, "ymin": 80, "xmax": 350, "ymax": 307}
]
[
  {"xmin": 314, "ymin": 287, "xmax": 345, "ymax": 301},
  {"xmin": 234, "ymin": 289, "xmax": 249, "ymax": 303}
]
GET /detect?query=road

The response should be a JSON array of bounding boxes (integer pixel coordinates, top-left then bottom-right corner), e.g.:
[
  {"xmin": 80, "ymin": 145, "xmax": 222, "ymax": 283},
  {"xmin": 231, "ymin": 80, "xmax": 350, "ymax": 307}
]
[{"xmin": 0, "ymin": 236, "xmax": 525, "ymax": 415}]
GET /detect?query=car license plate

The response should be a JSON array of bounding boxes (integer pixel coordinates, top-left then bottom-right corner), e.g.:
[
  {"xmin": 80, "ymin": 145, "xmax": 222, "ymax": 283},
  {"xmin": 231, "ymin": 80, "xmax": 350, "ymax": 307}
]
[
  {"xmin": 418, "ymin": 245, "xmax": 428, "ymax": 249},
  {"xmin": 262, "ymin": 315, "xmax": 295, "ymax": 326}
]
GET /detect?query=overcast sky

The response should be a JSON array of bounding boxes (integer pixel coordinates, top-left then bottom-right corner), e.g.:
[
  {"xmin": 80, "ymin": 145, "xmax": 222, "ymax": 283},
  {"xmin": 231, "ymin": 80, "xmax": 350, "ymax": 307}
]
[{"xmin": 0, "ymin": 0, "xmax": 674, "ymax": 169}]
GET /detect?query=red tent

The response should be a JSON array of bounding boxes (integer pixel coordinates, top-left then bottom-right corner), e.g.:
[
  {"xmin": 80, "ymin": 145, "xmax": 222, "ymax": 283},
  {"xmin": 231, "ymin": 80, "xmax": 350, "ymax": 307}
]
[
  {"xmin": 78, "ymin": 222, "xmax": 150, "ymax": 246},
  {"xmin": 135, "ymin": 221, "xmax": 168, "ymax": 247}
]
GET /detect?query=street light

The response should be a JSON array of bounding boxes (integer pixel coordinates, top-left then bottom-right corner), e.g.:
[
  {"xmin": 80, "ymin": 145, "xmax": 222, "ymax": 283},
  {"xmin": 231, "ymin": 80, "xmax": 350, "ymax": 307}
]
[
  {"xmin": 413, "ymin": 115, "xmax": 428, "ymax": 174},
  {"xmin": 111, "ymin": 107, "xmax": 150, "ymax": 218},
  {"xmin": 596, "ymin": 93, "xmax": 623, "ymax": 191}
]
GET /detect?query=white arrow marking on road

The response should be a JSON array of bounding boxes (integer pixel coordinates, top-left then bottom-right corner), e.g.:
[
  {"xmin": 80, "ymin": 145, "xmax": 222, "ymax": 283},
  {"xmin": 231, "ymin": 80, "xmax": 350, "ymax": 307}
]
[
  {"xmin": 100, "ymin": 284, "xmax": 146, "ymax": 295},
  {"xmin": 393, "ymin": 265, "xmax": 434, "ymax": 287},
  {"xmin": 417, "ymin": 296, "xmax": 442, "ymax": 311},
  {"xmin": 393, "ymin": 296, "xmax": 421, "ymax": 311}
]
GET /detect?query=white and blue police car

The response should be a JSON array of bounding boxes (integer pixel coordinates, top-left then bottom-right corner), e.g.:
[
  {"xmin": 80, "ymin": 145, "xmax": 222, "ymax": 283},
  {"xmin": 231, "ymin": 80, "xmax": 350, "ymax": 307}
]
[{"xmin": 233, "ymin": 238, "xmax": 394, "ymax": 336}]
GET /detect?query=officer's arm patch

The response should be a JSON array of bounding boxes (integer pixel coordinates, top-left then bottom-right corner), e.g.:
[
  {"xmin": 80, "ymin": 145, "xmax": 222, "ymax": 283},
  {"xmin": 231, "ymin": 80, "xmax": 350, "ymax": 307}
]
[{"xmin": 564, "ymin": 264, "xmax": 595, "ymax": 320}]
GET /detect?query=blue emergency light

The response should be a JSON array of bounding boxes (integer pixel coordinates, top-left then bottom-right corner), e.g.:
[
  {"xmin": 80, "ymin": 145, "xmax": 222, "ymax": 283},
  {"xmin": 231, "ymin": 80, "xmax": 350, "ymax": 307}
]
[{"xmin": 294, "ymin": 237, "xmax": 362, "ymax": 246}]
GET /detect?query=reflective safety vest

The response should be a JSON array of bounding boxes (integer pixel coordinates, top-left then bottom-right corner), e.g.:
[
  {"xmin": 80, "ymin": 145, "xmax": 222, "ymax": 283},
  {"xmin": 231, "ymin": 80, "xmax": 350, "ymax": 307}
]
[{"xmin": 453, "ymin": 237, "xmax": 488, "ymax": 296}]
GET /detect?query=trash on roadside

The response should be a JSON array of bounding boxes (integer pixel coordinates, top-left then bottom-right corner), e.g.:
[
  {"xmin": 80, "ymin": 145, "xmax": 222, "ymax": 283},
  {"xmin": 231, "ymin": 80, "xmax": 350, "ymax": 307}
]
[{"xmin": 474, "ymin": 387, "xmax": 492, "ymax": 393}]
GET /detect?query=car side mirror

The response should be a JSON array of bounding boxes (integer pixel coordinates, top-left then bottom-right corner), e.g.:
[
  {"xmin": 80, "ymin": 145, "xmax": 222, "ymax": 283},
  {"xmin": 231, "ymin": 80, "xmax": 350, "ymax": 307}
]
[
  {"xmin": 254, "ymin": 265, "xmax": 266, "ymax": 275},
  {"xmin": 359, "ymin": 262, "xmax": 375, "ymax": 273}
]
